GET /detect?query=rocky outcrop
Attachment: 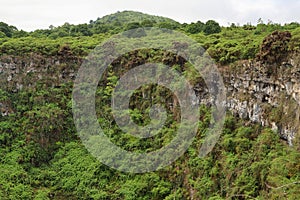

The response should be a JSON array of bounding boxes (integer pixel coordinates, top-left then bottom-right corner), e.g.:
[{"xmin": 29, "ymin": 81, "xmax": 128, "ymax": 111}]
[
  {"xmin": 0, "ymin": 53, "xmax": 80, "ymax": 92},
  {"xmin": 0, "ymin": 53, "xmax": 80, "ymax": 117},
  {"xmin": 222, "ymin": 55, "xmax": 300, "ymax": 145},
  {"xmin": 1, "ymin": 53, "xmax": 300, "ymax": 145}
]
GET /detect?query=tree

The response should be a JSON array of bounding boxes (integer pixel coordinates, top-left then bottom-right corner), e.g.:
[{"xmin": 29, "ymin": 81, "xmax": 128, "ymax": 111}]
[
  {"xmin": 204, "ymin": 20, "xmax": 221, "ymax": 35},
  {"xmin": 141, "ymin": 19, "xmax": 155, "ymax": 27},
  {"xmin": 125, "ymin": 22, "xmax": 141, "ymax": 31},
  {"xmin": 123, "ymin": 22, "xmax": 146, "ymax": 38},
  {"xmin": 0, "ymin": 31, "xmax": 6, "ymax": 38},
  {"xmin": 186, "ymin": 21, "xmax": 205, "ymax": 34},
  {"xmin": 92, "ymin": 22, "xmax": 110, "ymax": 34},
  {"xmin": 12, "ymin": 30, "xmax": 28, "ymax": 38},
  {"xmin": 158, "ymin": 22, "xmax": 179, "ymax": 30},
  {"xmin": 77, "ymin": 23, "xmax": 93, "ymax": 36},
  {"xmin": 0, "ymin": 22, "xmax": 17, "ymax": 37}
]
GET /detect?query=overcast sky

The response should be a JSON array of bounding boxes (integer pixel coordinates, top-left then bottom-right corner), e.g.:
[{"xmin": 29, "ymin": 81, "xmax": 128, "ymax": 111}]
[{"xmin": 1, "ymin": 0, "xmax": 299, "ymax": 31}]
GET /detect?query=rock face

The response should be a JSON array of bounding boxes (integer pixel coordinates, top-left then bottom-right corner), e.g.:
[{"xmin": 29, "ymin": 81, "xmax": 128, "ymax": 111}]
[
  {"xmin": 0, "ymin": 53, "xmax": 80, "ymax": 117},
  {"xmin": 1, "ymin": 53, "xmax": 300, "ymax": 145},
  {"xmin": 222, "ymin": 55, "xmax": 300, "ymax": 145},
  {"xmin": 0, "ymin": 53, "xmax": 80, "ymax": 92}
]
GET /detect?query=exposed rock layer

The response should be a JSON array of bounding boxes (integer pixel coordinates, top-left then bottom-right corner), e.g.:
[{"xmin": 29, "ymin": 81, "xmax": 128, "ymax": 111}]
[{"xmin": 1, "ymin": 53, "xmax": 300, "ymax": 145}]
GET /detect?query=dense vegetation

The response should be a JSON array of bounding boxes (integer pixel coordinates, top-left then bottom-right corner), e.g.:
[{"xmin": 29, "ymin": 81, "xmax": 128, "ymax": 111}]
[
  {"xmin": 1, "ymin": 11, "xmax": 300, "ymax": 64},
  {"xmin": 0, "ymin": 11, "xmax": 300, "ymax": 199}
]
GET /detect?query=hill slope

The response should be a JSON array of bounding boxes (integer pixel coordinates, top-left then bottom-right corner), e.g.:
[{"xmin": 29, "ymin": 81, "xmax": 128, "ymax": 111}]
[{"xmin": 93, "ymin": 10, "xmax": 179, "ymax": 25}]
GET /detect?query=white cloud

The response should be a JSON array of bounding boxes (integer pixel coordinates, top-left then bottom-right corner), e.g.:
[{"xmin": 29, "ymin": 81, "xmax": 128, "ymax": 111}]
[
  {"xmin": 0, "ymin": 0, "xmax": 299, "ymax": 31},
  {"xmin": 228, "ymin": 0, "xmax": 300, "ymax": 24}
]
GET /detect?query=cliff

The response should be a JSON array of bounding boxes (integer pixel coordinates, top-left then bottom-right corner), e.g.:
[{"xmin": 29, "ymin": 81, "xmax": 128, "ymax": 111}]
[
  {"xmin": 223, "ymin": 53, "xmax": 300, "ymax": 145},
  {"xmin": 1, "ymin": 52, "xmax": 300, "ymax": 146}
]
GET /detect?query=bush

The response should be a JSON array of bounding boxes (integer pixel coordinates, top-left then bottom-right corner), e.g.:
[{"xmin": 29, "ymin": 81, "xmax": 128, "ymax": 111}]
[{"xmin": 256, "ymin": 30, "xmax": 292, "ymax": 64}]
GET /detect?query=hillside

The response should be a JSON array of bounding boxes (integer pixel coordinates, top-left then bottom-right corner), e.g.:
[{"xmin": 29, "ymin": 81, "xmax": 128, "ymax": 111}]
[
  {"xmin": 0, "ymin": 11, "xmax": 300, "ymax": 200},
  {"xmin": 92, "ymin": 10, "xmax": 178, "ymax": 25}
]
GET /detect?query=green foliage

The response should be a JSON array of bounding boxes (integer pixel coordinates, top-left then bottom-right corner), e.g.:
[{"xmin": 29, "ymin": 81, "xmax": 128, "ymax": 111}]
[
  {"xmin": 125, "ymin": 22, "xmax": 142, "ymax": 31},
  {"xmin": 1, "ymin": 11, "xmax": 300, "ymax": 65},
  {"xmin": 0, "ymin": 34, "xmax": 108, "ymax": 56},
  {"xmin": 2, "ymin": 74, "xmax": 299, "ymax": 199},
  {"xmin": 116, "ymin": 174, "xmax": 172, "ymax": 200},
  {"xmin": 0, "ymin": 22, "xmax": 18, "ymax": 37},
  {"xmin": 204, "ymin": 20, "xmax": 222, "ymax": 35},
  {"xmin": 0, "ymin": 11, "xmax": 300, "ymax": 199},
  {"xmin": 0, "ymin": 31, "xmax": 6, "ymax": 38},
  {"xmin": 141, "ymin": 19, "xmax": 155, "ymax": 27},
  {"xmin": 192, "ymin": 24, "xmax": 291, "ymax": 64},
  {"xmin": 185, "ymin": 21, "xmax": 205, "ymax": 34},
  {"xmin": 94, "ymin": 11, "xmax": 178, "ymax": 27},
  {"xmin": 158, "ymin": 22, "xmax": 180, "ymax": 30}
]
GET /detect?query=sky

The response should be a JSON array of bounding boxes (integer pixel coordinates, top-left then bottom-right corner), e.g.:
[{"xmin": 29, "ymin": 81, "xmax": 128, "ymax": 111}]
[{"xmin": 0, "ymin": 0, "xmax": 299, "ymax": 31}]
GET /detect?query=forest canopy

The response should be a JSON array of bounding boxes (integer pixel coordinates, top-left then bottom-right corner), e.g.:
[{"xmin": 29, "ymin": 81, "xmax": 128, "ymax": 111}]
[{"xmin": 1, "ymin": 11, "xmax": 300, "ymax": 65}]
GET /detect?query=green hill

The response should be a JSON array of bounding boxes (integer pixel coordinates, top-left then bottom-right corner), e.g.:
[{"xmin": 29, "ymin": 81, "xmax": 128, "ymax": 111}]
[{"xmin": 93, "ymin": 10, "xmax": 178, "ymax": 25}]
